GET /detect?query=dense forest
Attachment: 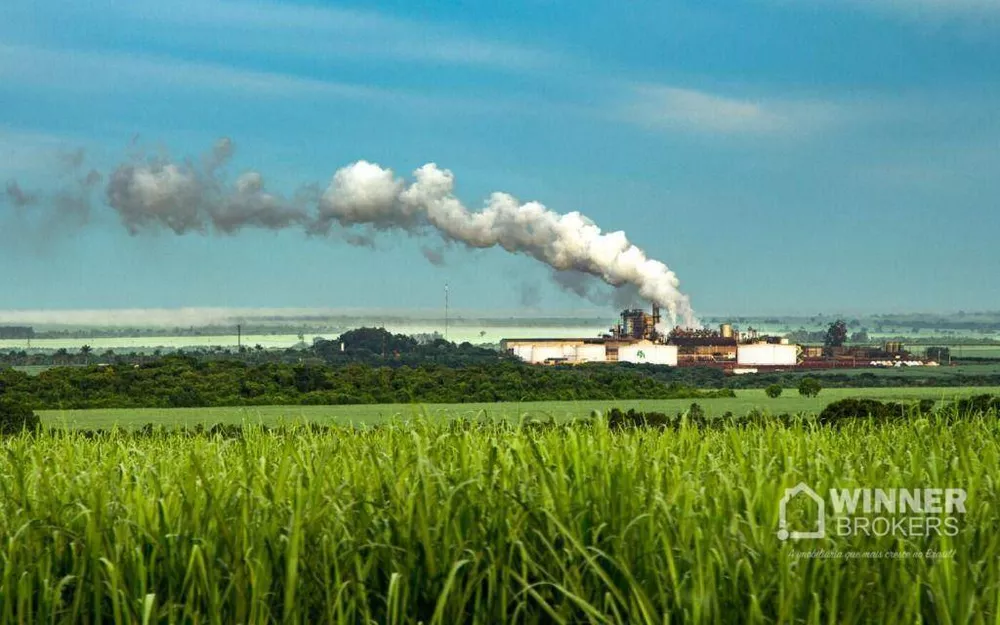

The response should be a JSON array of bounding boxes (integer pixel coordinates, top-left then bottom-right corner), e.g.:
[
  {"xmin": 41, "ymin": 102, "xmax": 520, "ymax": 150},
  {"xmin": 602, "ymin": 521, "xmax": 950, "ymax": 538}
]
[{"xmin": 0, "ymin": 358, "xmax": 734, "ymax": 410}]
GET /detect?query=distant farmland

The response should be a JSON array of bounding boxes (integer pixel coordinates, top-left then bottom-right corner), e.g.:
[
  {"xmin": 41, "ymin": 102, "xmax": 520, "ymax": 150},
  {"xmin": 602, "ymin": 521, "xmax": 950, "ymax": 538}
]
[
  {"xmin": 37, "ymin": 386, "xmax": 1000, "ymax": 429},
  {"xmin": 0, "ymin": 324, "xmax": 603, "ymax": 352}
]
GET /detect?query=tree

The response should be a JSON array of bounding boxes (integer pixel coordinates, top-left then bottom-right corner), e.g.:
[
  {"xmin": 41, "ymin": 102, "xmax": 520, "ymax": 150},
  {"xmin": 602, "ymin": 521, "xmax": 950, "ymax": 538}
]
[
  {"xmin": 824, "ymin": 320, "xmax": 848, "ymax": 348},
  {"xmin": 54, "ymin": 348, "xmax": 69, "ymax": 366},
  {"xmin": 926, "ymin": 346, "xmax": 950, "ymax": 363},
  {"xmin": 80, "ymin": 345, "xmax": 92, "ymax": 364},
  {"xmin": 765, "ymin": 384, "xmax": 783, "ymax": 399},
  {"xmin": 798, "ymin": 377, "xmax": 822, "ymax": 398},
  {"xmin": 686, "ymin": 402, "xmax": 705, "ymax": 421},
  {"xmin": 0, "ymin": 399, "xmax": 40, "ymax": 435}
]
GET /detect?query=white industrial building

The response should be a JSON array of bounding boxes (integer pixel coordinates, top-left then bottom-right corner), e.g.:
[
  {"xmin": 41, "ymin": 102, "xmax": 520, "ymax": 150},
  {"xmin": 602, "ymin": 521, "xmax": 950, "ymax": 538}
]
[
  {"xmin": 617, "ymin": 342, "xmax": 678, "ymax": 366},
  {"xmin": 736, "ymin": 343, "xmax": 799, "ymax": 366},
  {"xmin": 500, "ymin": 338, "xmax": 679, "ymax": 366},
  {"xmin": 501, "ymin": 310, "xmax": 799, "ymax": 369},
  {"xmin": 501, "ymin": 339, "xmax": 606, "ymax": 365}
]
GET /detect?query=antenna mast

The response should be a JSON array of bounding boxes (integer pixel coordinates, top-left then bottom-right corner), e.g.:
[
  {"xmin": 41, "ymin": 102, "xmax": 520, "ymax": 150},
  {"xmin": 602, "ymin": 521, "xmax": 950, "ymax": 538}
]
[{"xmin": 444, "ymin": 283, "xmax": 450, "ymax": 341}]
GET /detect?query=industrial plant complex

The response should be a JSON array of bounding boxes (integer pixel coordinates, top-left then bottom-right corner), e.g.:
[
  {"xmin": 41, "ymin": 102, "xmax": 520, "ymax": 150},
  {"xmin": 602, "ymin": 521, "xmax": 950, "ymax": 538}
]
[{"xmin": 501, "ymin": 305, "xmax": 929, "ymax": 371}]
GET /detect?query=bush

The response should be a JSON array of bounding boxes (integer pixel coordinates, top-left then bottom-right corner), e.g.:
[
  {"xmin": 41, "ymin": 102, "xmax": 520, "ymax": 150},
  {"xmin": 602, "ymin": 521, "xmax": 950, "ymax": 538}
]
[
  {"xmin": 605, "ymin": 408, "xmax": 673, "ymax": 430},
  {"xmin": 765, "ymin": 384, "xmax": 783, "ymax": 399},
  {"xmin": 956, "ymin": 394, "xmax": 1000, "ymax": 415},
  {"xmin": 0, "ymin": 400, "xmax": 40, "ymax": 435},
  {"xmin": 798, "ymin": 377, "xmax": 822, "ymax": 398},
  {"xmin": 818, "ymin": 398, "xmax": 909, "ymax": 426},
  {"xmin": 687, "ymin": 402, "xmax": 706, "ymax": 421}
]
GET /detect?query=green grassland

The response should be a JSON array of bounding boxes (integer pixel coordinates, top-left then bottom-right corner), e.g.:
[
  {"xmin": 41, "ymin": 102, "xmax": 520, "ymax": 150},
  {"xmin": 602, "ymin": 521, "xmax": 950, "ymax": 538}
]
[
  {"xmin": 811, "ymin": 364, "xmax": 1000, "ymax": 377},
  {"xmin": 2, "ymin": 413, "xmax": 998, "ymax": 623},
  {"xmin": 38, "ymin": 386, "xmax": 1000, "ymax": 429}
]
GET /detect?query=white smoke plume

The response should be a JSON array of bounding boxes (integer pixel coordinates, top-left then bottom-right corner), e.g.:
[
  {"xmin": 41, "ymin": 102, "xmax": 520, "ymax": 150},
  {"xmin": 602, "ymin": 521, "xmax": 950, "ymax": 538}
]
[
  {"xmin": 421, "ymin": 246, "xmax": 447, "ymax": 266},
  {"xmin": 317, "ymin": 161, "xmax": 697, "ymax": 326},
  {"xmin": 13, "ymin": 139, "xmax": 698, "ymax": 326},
  {"xmin": 4, "ymin": 181, "xmax": 37, "ymax": 207},
  {"xmin": 105, "ymin": 138, "xmax": 311, "ymax": 235},
  {"xmin": 3, "ymin": 149, "xmax": 102, "ymax": 225}
]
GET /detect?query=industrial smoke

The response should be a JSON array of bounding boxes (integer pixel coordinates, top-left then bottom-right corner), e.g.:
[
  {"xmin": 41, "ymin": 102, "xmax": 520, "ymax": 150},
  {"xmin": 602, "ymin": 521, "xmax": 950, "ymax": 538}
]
[{"xmin": 6, "ymin": 139, "xmax": 697, "ymax": 326}]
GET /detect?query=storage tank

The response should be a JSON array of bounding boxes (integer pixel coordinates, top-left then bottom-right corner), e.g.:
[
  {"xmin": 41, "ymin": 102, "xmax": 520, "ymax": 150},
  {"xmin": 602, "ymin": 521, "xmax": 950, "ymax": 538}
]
[
  {"xmin": 574, "ymin": 344, "xmax": 607, "ymax": 363},
  {"xmin": 737, "ymin": 344, "xmax": 798, "ymax": 366},
  {"xmin": 510, "ymin": 344, "xmax": 536, "ymax": 362},
  {"xmin": 720, "ymin": 323, "xmax": 734, "ymax": 339},
  {"xmin": 617, "ymin": 343, "xmax": 678, "ymax": 366}
]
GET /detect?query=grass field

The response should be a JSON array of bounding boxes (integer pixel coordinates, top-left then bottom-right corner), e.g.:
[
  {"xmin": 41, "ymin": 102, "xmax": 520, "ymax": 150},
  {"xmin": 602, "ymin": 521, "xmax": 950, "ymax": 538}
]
[
  {"xmin": 2, "ymin": 413, "xmax": 998, "ymax": 623},
  {"xmin": 810, "ymin": 364, "xmax": 1000, "ymax": 377},
  {"xmin": 11, "ymin": 365, "xmax": 56, "ymax": 376},
  {"xmin": 37, "ymin": 386, "xmax": 1000, "ymax": 429}
]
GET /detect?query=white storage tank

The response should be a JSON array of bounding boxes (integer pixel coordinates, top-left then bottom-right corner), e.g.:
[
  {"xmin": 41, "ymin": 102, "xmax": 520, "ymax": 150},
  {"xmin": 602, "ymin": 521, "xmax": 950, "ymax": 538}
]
[
  {"xmin": 511, "ymin": 344, "xmax": 536, "ymax": 363},
  {"xmin": 617, "ymin": 343, "xmax": 678, "ymax": 366},
  {"xmin": 737, "ymin": 344, "xmax": 798, "ymax": 366},
  {"xmin": 574, "ymin": 344, "xmax": 607, "ymax": 363}
]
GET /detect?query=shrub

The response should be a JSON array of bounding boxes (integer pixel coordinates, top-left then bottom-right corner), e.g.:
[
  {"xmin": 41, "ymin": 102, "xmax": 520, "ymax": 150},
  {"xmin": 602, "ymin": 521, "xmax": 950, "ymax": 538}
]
[
  {"xmin": 818, "ymin": 398, "xmax": 909, "ymax": 426},
  {"xmin": 798, "ymin": 377, "xmax": 822, "ymax": 398},
  {"xmin": 765, "ymin": 384, "xmax": 783, "ymax": 399},
  {"xmin": 956, "ymin": 394, "xmax": 1000, "ymax": 415},
  {"xmin": 605, "ymin": 408, "xmax": 672, "ymax": 430},
  {"xmin": 0, "ymin": 400, "xmax": 40, "ymax": 435},
  {"xmin": 687, "ymin": 402, "xmax": 706, "ymax": 421}
]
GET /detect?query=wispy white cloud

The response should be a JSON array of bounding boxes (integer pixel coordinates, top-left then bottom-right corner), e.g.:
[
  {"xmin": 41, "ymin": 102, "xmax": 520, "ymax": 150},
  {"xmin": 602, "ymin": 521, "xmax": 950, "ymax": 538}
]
[
  {"xmin": 0, "ymin": 43, "xmax": 560, "ymax": 119},
  {"xmin": 144, "ymin": 0, "xmax": 554, "ymax": 70},
  {"xmin": 0, "ymin": 44, "xmax": 386, "ymax": 99},
  {"xmin": 781, "ymin": 0, "xmax": 1000, "ymax": 21},
  {"xmin": 9, "ymin": 0, "xmax": 554, "ymax": 72},
  {"xmin": 620, "ymin": 84, "xmax": 841, "ymax": 135}
]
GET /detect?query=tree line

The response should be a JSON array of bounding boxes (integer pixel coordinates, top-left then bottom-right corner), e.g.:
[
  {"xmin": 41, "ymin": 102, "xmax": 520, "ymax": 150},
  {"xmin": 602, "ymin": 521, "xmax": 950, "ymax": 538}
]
[{"xmin": 0, "ymin": 357, "xmax": 734, "ymax": 410}]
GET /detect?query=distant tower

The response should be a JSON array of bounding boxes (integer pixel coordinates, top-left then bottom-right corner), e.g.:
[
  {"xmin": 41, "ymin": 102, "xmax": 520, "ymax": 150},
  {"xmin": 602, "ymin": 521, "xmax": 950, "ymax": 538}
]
[{"xmin": 444, "ymin": 283, "xmax": 450, "ymax": 341}]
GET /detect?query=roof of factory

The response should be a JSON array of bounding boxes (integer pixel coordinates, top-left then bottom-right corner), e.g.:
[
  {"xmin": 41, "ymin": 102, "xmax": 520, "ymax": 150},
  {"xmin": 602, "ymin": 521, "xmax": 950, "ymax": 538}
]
[
  {"xmin": 668, "ymin": 336, "xmax": 739, "ymax": 347},
  {"xmin": 500, "ymin": 337, "xmax": 609, "ymax": 344}
]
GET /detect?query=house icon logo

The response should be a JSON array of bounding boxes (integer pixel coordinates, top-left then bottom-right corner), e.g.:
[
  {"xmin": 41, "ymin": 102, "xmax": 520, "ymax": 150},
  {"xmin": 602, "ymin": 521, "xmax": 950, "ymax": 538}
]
[
  {"xmin": 777, "ymin": 482, "xmax": 825, "ymax": 541},
  {"xmin": 636, "ymin": 350, "xmax": 646, "ymax": 359}
]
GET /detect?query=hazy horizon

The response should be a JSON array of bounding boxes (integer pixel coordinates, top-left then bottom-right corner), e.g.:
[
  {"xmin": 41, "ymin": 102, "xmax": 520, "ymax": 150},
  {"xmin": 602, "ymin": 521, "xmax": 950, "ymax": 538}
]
[{"xmin": 0, "ymin": 306, "xmax": 997, "ymax": 331}]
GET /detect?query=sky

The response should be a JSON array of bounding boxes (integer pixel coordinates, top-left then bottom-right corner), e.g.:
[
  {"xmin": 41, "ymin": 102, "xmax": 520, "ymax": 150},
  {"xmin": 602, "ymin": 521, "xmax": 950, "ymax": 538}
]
[{"xmin": 1, "ymin": 0, "xmax": 999, "ymax": 319}]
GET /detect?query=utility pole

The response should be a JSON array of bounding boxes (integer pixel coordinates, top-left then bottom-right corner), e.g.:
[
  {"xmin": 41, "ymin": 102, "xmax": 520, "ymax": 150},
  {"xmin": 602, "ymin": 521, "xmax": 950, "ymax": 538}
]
[
  {"xmin": 237, "ymin": 324, "xmax": 242, "ymax": 351},
  {"xmin": 444, "ymin": 283, "xmax": 450, "ymax": 341}
]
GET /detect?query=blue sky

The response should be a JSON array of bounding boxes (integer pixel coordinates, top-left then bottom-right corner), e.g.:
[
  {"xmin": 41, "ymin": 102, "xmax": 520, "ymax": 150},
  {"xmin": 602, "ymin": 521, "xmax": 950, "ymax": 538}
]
[{"xmin": 1, "ymin": 0, "xmax": 998, "ymax": 317}]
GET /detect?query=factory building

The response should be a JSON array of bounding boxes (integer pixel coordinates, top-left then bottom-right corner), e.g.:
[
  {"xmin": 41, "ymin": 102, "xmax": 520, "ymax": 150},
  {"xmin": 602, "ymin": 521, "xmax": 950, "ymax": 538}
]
[
  {"xmin": 502, "ymin": 305, "xmax": 935, "ymax": 372},
  {"xmin": 668, "ymin": 329, "xmax": 739, "ymax": 363},
  {"xmin": 503, "ymin": 306, "xmax": 802, "ymax": 368},
  {"xmin": 737, "ymin": 343, "xmax": 799, "ymax": 366},
  {"xmin": 0, "ymin": 326, "xmax": 34, "ymax": 340},
  {"xmin": 617, "ymin": 342, "xmax": 678, "ymax": 366},
  {"xmin": 500, "ymin": 337, "xmax": 679, "ymax": 366},
  {"xmin": 500, "ymin": 338, "xmax": 607, "ymax": 365}
]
